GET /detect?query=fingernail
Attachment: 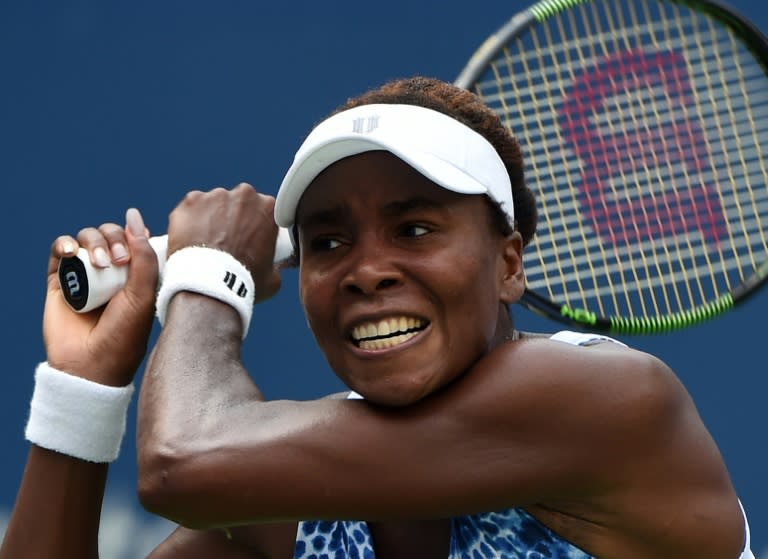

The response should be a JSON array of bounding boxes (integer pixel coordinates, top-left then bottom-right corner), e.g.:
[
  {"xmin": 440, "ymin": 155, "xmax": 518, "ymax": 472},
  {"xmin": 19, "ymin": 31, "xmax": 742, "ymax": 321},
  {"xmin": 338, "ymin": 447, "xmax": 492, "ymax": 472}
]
[
  {"xmin": 111, "ymin": 242, "xmax": 128, "ymax": 262},
  {"xmin": 61, "ymin": 240, "xmax": 76, "ymax": 255},
  {"xmin": 126, "ymin": 208, "xmax": 146, "ymax": 237},
  {"xmin": 93, "ymin": 247, "xmax": 111, "ymax": 267}
]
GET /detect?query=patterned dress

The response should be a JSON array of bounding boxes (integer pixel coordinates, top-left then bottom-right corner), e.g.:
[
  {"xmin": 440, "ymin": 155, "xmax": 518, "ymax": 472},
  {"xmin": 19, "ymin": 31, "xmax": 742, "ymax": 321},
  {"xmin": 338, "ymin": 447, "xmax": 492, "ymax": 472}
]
[{"xmin": 293, "ymin": 507, "xmax": 593, "ymax": 559}]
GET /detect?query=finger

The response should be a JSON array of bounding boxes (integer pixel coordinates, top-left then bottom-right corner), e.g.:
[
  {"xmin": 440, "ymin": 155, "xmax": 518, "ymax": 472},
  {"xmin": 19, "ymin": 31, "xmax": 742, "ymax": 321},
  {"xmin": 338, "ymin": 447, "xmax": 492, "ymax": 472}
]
[
  {"xmin": 47, "ymin": 235, "xmax": 79, "ymax": 276},
  {"xmin": 254, "ymin": 269, "xmax": 283, "ymax": 303},
  {"xmin": 122, "ymin": 208, "xmax": 159, "ymax": 309},
  {"xmin": 76, "ymin": 226, "xmax": 114, "ymax": 269},
  {"xmin": 97, "ymin": 223, "xmax": 131, "ymax": 264},
  {"xmin": 126, "ymin": 207, "xmax": 146, "ymax": 238},
  {"xmin": 97, "ymin": 209, "xmax": 158, "ymax": 362},
  {"xmin": 232, "ymin": 181, "xmax": 255, "ymax": 193}
]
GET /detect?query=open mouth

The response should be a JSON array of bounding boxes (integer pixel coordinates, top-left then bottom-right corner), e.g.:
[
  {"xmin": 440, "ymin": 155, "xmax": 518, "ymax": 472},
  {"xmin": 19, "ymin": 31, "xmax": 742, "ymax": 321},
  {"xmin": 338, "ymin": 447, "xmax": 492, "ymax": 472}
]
[{"xmin": 350, "ymin": 317, "xmax": 428, "ymax": 350}]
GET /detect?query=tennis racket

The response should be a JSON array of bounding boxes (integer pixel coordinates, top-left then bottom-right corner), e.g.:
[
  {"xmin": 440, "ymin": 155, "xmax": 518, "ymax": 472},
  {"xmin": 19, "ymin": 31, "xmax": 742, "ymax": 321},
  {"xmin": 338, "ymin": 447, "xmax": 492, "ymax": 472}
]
[
  {"xmin": 58, "ymin": 228, "xmax": 293, "ymax": 313},
  {"xmin": 455, "ymin": 0, "xmax": 768, "ymax": 334}
]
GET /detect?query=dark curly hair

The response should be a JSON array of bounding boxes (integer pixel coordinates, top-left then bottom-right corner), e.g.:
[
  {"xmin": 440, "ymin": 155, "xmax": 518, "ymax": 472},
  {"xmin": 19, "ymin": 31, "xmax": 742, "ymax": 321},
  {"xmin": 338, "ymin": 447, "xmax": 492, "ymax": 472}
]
[{"xmin": 328, "ymin": 76, "xmax": 538, "ymax": 247}]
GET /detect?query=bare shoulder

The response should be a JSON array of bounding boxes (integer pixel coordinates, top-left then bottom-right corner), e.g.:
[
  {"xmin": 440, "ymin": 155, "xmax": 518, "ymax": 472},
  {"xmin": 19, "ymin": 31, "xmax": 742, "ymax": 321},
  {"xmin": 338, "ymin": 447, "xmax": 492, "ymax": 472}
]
[
  {"xmin": 497, "ymin": 333, "xmax": 743, "ymax": 558},
  {"xmin": 457, "ymin": 330, "xmax": 697, "ymax": 477},
  {"xmin": 475, "ymin": 330, "xmax": 684, "ymax": 410}
]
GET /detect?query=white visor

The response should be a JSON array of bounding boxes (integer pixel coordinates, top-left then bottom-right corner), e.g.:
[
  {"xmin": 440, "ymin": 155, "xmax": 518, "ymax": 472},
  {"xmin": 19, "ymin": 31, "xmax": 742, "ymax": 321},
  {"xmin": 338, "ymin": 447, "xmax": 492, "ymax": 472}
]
[{"xmin": 274, "ymin": 103, "xmax": 514, "ymax": 229}]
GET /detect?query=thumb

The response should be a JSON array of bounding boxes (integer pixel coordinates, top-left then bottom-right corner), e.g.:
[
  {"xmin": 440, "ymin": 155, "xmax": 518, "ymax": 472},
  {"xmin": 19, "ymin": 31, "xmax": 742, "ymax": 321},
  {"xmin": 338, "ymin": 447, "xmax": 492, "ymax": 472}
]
[
  {"xmin": 85, "ymin": 209, "xmax": 159, "ymax": 385},
  {"xmin": 99, "ymin": 209, "xmax": 158, "ymax": 335},
  {"xmin": 121, "ymin": 208, "xmax": 160, "ymax": 314}
]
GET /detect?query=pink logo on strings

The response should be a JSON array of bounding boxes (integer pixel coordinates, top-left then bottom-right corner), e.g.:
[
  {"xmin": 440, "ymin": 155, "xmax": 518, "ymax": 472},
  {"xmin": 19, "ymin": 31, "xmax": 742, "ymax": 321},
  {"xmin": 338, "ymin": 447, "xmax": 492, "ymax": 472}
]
[{"xmin": 559, "ymin": 48, "xmax": 726, "ymax": 245}]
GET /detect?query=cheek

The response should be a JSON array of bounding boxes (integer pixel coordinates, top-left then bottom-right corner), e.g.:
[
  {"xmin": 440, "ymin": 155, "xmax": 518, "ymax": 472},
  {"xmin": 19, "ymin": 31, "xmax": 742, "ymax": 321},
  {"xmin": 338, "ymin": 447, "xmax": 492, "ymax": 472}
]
[
  {"xmin": 299, "ymin": 274, "xmax": 322, "ymax": 327},
  {"xmin": 299, "ymin": 272, "xmax": 330, "ymax": 333},
  {"xmin": 442, "ymin": 255, "xmax": 502, "ymax": 338}
]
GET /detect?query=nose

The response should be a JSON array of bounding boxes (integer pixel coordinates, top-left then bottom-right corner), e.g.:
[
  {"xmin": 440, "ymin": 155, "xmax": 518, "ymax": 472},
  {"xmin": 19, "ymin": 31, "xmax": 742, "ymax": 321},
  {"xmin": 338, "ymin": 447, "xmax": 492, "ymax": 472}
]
[{"xmin": 339, "ymin": 241, "xmax": 402, "ymax": 296}]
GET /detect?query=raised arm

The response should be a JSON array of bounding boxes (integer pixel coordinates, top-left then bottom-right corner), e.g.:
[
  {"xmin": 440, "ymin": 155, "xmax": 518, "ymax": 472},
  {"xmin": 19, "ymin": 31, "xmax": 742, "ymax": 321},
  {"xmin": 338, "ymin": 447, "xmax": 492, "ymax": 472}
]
[
  {"xmin": 135, "ymin": 185, "xmax": 740, "ymax": 558},
  {"xmin": 0, "ymin": 210, "xmax": 157, "ymax": 559},
  {"xmin": 0, "ymin": 208, "xmax": 291, "ymax": 559},
  {"xmin": 138, "ymin": 297, "xmax": 686, "ymax": 521}
]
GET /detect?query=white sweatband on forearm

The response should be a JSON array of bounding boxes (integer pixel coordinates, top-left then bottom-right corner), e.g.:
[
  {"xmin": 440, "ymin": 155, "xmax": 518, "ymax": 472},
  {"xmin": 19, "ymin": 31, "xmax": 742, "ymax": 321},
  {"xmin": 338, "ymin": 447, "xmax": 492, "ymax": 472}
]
[
  {"xmin": 155, "ymin": 246, "xmax": 256, "ymax": 339},
  {"xmin": 25, "ymin": 362, "xmax": 134, "ymax": 463}
]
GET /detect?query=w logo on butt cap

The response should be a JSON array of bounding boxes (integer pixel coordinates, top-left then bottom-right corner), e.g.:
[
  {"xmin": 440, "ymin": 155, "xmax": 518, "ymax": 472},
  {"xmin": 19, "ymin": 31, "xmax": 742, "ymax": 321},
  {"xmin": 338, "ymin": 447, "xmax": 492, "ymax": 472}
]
[{"xmin": 223, "ymin": 271, "xmax": 248, "ymax": 298}]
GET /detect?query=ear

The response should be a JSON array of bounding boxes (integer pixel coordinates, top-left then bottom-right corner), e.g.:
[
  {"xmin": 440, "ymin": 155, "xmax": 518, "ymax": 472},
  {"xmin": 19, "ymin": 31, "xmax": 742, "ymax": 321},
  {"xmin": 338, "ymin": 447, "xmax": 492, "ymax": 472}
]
[{"xmin": 498, "ymin": 232, "xmax": 525, "ymax": 304}]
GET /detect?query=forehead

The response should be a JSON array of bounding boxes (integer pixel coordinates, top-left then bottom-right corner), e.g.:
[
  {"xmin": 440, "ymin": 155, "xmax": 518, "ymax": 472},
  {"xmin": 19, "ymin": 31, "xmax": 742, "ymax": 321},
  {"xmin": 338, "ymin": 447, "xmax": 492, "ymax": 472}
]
[{"xmin": 295, "ymin": 151, "xmax": 475, "ymax": 224}]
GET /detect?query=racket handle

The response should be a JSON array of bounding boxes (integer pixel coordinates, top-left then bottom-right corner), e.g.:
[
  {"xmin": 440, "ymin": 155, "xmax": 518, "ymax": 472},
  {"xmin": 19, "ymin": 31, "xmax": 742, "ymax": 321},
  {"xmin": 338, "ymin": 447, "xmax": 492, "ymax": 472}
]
[{"xmin": 58, "ymin": 228, "xmax": 294, "ymax": 313}]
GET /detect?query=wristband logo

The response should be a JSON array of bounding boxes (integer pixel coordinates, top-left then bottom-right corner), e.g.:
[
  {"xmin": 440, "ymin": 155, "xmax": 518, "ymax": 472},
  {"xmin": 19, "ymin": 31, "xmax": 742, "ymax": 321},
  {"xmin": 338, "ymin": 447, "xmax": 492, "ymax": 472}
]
[{"xmin": 223, "ymin": 271, "xmax": 248, "ymax": 298}]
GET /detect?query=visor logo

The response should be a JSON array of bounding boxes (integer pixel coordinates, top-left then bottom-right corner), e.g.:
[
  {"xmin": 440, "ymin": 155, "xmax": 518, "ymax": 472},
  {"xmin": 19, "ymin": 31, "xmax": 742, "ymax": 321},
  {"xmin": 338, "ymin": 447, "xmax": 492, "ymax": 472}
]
[{"xmin": 352, "ymin": 115, "xmax": 379, "ymax": 134}]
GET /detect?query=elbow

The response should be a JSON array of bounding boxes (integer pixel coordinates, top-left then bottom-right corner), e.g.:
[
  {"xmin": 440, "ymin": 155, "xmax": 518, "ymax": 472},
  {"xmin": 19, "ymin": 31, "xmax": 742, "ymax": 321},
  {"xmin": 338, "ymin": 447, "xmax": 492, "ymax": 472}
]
[
  {"xmin": 136, "ymin": 438, "xmax": 185, "ymax": 523},
  {"xmin": 137, "ymin": 439, "xmax": 213, "ymax": 530}
]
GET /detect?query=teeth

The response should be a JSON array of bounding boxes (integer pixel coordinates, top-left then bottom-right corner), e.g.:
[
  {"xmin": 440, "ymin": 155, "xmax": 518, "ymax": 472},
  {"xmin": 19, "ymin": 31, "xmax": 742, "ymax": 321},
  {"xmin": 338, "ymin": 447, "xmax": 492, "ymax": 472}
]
[
  {"xmin": 366, "ymin": 323, "xmax": 377, "ymax": 338},
  {"xmin": 358, "ymin": 331, "xmax": 419, "ymax": 350},
  {"xmin": 351, "ymin": 317, "xmax": 425, "ymax": 345}
]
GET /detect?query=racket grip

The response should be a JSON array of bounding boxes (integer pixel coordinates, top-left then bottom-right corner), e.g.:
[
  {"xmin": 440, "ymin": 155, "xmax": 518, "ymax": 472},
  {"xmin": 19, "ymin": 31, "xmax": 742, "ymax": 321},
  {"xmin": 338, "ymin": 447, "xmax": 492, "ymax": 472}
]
[{"xmin": 58, "ymin": 228, "xmax": 294, "ymax": 313}]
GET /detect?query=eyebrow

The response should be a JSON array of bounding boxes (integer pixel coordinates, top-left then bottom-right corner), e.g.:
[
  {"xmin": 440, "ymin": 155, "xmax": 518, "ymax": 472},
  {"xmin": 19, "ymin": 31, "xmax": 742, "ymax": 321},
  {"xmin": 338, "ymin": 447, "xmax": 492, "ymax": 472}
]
[
  {"xmin": 299, "ymin": 207, "xmax": 350, "ymax": 231},
  {"xmin": 381, "ymin": 196, "xmax": 446, "ymax": 217},
  {"xmin": 299, "ymin": 196, "xmax": 447, "ymax": 230}
]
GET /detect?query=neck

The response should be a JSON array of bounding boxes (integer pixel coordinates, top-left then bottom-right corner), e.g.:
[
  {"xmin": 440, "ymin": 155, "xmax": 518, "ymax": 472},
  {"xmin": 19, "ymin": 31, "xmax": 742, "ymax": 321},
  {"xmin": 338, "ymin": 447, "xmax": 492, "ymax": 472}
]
[{"xmin": 490, "ymin": 304, "xmax": 517, "ymax": 350}]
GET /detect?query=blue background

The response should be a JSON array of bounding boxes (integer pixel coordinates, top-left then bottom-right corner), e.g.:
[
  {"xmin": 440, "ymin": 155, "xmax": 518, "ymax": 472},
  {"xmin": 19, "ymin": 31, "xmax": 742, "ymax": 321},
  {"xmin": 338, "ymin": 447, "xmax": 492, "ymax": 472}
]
[{"xmin": 0, "ymin": 1, "xmax": 765, "ymax": 556}]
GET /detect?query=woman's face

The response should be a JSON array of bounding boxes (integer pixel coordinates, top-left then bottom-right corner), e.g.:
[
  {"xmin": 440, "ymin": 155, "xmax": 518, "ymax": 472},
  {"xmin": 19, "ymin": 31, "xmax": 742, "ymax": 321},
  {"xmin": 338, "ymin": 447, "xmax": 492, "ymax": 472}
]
[{"xmin": 296, "ymin": 151, "xmax": 524, "ymax": 406}]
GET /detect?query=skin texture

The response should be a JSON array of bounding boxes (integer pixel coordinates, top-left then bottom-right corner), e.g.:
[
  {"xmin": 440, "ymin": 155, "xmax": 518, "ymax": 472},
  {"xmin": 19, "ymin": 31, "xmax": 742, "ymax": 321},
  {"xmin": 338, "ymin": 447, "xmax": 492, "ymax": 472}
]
[
  {"xmin": 0, "ymin": 154, "xmax": 746, "ymax": 559},
  {"xmin": 295, "ymin": 153, "xmax": 525, "ymax": 406}
]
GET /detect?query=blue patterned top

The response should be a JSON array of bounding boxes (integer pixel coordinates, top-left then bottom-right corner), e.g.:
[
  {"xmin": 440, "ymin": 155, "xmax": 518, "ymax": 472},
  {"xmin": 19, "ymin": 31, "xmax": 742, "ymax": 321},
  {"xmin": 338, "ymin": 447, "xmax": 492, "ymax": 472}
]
[{"xmin": 293, "ymin": 507, "xmax": 593, "ymax": 559}]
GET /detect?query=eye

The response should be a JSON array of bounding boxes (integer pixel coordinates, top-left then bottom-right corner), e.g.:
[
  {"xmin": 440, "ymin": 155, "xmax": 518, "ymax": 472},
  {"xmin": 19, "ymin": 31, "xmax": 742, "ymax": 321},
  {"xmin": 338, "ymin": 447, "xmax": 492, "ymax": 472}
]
[
  {"xmin": 401, "ymin": 224, "xmax": 431, "ymax": 238},
  {"xmin": 309, "ymin": 236, "xmax": 343, "ymax": 252}
]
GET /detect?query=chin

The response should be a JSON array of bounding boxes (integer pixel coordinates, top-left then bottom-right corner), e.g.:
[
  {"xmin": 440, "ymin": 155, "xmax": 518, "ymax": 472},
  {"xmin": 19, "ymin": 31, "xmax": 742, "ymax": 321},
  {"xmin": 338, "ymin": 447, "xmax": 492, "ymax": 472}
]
[
  {"xmin": 348, "ymin": 372, "xmax": 445, "ymax": 407},
  {"xmin": 356, "ymin": 391, "xmax": 425, "ymax": 408}
]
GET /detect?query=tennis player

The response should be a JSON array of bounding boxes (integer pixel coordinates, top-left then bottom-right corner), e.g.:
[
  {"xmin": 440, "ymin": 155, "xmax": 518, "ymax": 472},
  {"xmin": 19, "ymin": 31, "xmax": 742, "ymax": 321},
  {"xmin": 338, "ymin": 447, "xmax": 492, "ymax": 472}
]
[{"xmin": 0, "ymin": 77, "xmax": 754, "ymax": 558}]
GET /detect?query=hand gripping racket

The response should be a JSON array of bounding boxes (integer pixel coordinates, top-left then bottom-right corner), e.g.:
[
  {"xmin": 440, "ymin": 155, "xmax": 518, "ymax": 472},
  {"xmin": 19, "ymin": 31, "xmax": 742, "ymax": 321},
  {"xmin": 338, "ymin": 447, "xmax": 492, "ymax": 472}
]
[
  {"xmin": 58, "ymin": 228, "xmax": 293, "ymax": 313},
  {"xmin": 455, "ymin": 0, "xmax": 768, "ymax": 334}
]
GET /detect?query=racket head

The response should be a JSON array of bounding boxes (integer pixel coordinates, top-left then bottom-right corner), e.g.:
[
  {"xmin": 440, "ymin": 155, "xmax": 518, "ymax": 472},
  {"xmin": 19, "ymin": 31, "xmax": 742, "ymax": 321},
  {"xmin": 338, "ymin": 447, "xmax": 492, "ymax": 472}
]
[{"xmin": 456, "ymin": 0, "xmax": 768, "ymax": 334}]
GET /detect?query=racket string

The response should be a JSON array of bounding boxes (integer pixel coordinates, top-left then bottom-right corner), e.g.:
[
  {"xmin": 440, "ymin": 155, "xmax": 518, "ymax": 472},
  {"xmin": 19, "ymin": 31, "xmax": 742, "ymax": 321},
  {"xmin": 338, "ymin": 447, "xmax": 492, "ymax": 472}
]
[{"xmin": 469, "ymin": 0, "xmax": 768, "ymax": 328}]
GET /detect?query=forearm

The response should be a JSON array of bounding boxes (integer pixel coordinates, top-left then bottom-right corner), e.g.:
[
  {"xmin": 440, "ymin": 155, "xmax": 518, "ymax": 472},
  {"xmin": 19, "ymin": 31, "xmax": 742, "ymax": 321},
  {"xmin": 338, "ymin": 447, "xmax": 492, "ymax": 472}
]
[
  {"xmin": 137, "ymin": 293, "xmax": 266, "ymax": 524},
  {"xmin": 0, "ymin": 447, "xmax": 107, "ymax": 559},
  {"xmin": 2, "ymin": 358, "xmax": 138, "ymax": 558},
  {"xmin": 4, "ymin": 207, "xmax": 160, "ymax": 556},
  {"xmin": 140, "ymin": 291, "xmax": 264, "ymax": 432}
]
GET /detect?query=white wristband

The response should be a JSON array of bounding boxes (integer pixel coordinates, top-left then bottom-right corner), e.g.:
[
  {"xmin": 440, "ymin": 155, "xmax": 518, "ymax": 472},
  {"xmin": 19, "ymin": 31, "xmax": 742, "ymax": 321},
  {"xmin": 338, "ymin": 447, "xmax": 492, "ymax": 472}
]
[
  {"xmin": 156, "ymin": 246, "xmax": 255, "ymax": 339},
  {"xmin": 25, "ymin": 362, "xmax": 134, "ymax": 463}
]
